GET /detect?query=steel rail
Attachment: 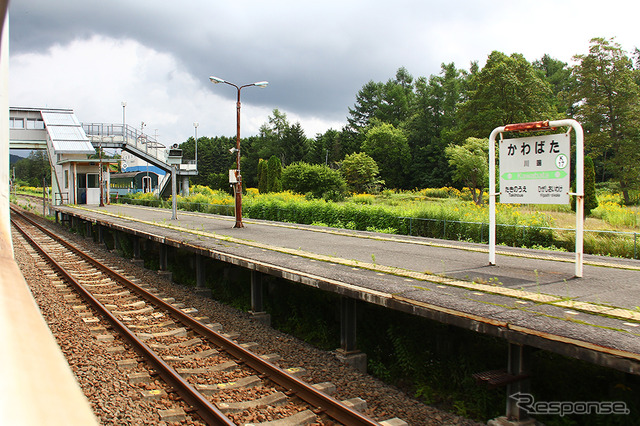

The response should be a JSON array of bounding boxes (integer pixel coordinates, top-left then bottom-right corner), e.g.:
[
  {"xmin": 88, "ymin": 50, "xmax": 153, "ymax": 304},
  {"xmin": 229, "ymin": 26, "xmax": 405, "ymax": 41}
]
[
  {"xmin": 11, "ymin": 213, "xmax": 234, "ymax": 426},
  {"xmin": 11, "ymin": 207, "xmax": 381, "ymax": 426}
]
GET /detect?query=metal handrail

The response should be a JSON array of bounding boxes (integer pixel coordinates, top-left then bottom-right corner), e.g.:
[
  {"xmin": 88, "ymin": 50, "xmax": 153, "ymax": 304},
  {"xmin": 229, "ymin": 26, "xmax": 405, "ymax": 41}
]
[{"xmin": 83, "ymin": 122, "xmax": 171, "ymax": 171}]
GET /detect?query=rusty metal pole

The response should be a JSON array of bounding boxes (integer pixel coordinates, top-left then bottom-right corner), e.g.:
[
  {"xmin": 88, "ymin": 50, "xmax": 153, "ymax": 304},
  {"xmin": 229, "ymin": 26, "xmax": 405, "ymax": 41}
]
[{"xmin": 210, "ymin": 76, "xmax": 268, "ymax": 229}]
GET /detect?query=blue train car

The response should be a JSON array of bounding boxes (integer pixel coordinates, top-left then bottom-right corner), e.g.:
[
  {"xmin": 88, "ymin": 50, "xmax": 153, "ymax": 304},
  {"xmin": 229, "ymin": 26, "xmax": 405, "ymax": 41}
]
[{"xmin": 110, "ymin": 171, "xmax": 159, "ymax": 195}]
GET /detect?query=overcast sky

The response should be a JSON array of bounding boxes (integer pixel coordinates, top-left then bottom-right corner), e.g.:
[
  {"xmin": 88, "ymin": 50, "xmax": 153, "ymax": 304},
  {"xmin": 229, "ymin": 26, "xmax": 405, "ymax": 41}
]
[{"xmin": 8, "ymin": 0, "xmax": 640, "ymax": 146}]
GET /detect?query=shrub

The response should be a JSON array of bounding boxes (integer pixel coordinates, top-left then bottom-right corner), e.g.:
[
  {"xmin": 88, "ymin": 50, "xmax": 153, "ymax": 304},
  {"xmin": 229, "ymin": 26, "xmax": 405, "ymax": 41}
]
[
  {"xmin": 340, "ymin": 152, "xmax": 382, "ymax": 193},
  {"xmin": 282, "ymin": 162, "xmax": 347, "ymax": 200}
]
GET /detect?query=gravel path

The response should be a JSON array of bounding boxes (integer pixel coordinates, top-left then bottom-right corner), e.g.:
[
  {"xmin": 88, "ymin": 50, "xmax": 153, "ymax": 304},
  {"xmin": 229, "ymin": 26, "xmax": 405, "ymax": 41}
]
[{"xmin": 13, "ymin": 215, "xmax": 483, "ymax": 425}]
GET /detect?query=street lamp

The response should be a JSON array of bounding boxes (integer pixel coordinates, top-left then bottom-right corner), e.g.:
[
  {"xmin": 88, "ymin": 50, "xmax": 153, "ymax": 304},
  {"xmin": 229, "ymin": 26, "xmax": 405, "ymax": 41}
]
[
  {"xmin": 193, "ymin": 122, "xmax": 199, "ymax": 169},
  {"xmin": 121, "ymin": 102, "xmax": 127, "ymax": 141},
  {"xmin": 99, "ymin": 137, "xmax": 104, "ymax": 207},
  {"xmin": 209, "ymin": 75, "xmax": 268, "ymax": 228}
]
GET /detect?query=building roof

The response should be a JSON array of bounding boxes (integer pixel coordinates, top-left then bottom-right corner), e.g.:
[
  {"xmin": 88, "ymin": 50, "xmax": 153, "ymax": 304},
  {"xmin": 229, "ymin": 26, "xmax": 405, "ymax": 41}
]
[
  {"xmin": 110, "ymin": 171, "xmax": 159, "ymax": 179},
  {"xmin": 41, "ymin": 111, "xmax": 95, "ymax": 155}
]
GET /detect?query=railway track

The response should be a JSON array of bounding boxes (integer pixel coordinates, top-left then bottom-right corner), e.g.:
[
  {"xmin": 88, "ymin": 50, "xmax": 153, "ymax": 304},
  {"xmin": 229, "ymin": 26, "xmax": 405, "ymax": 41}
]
[{"xmin": 11, "ymin": 207, "xmax": 398, "ymax": 426}]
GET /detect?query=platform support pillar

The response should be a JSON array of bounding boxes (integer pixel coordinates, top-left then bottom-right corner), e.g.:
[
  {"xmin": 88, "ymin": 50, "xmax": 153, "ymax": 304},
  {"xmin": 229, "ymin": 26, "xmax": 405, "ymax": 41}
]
[
  {"xmin": 340, "ymin": 297, "xmax": 357, "ymax": 352},
  {"xmin": 196, "ymin": 254, "xmax": 205, "ymax": 288},
  {"xmin": 335, "ymin": 297, "xmax": 367, "ymax": 372},
  {"xmin": 130, "ymin": 236, "xmax": 145, "ymax": 267},
  {"xmin": 249, "ymin": 270, "xmax": 270, "ymax": 325},
  {"xmin": 98, "ymin": 224, "xmax": 104, "ymax": 244},
  {"xmin": 506, "ymin": 343, "xmax": 531, "ymax": 421},
  {"xmin": 85, "ymin": 221, "xmax": 92, "ymax": 239},
  {"xmin": 113, "ymin": 230, "xmax": 120, "ymax": 252},
  {"xmin": 182, "ymin": 176, "xmax": 190, "ymax": 196},
  {"xmin": 132, "ymin": 236, "xmax": 141, "ymax": 259},
  {"xmin": 159, "ymin": 244, "xmax": 168, "ymax": 271}
]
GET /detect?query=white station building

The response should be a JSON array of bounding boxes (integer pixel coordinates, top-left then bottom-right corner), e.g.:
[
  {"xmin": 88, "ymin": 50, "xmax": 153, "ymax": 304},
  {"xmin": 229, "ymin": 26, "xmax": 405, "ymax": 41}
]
[{"xmin": 9, "ymin": 107, "xmax": 196, "ymax": 204}]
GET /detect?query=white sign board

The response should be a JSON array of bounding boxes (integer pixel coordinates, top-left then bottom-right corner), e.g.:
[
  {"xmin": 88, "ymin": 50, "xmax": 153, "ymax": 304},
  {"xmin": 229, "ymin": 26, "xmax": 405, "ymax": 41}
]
[
  {"xmin": 229, "ymin": 169, "xmax": 238, "ymax": 184},
  {"xmin": 499, "ymin": 133, "xmax": 570, "ymax": 204}
]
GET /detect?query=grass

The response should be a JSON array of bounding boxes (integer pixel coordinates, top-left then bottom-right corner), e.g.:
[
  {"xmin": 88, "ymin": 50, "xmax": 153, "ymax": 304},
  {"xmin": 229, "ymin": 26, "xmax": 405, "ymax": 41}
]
[{"xmin": 106, "ymin": 185, "xmax": 640, "ymax": 259}]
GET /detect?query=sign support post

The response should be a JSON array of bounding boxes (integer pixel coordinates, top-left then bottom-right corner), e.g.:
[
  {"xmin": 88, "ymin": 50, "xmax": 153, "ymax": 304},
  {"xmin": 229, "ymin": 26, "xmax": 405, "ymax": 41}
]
[{"xmin": 489, "ymin": 119, "xmax": 584, "ymax": 277}]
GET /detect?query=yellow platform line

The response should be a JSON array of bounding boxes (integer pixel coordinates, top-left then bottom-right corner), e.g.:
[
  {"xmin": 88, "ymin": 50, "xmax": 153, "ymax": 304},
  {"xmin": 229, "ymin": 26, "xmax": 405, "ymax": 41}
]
[{"xmin": 76, "ymin": 205, "xmax": 640, "ymax": 324}]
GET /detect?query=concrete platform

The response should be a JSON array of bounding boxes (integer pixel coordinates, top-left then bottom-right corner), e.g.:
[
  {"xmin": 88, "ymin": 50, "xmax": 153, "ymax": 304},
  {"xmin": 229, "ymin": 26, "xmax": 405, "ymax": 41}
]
[{"xmin": 50, "ymin": 203, "xmax": 640, "ymax": 374}]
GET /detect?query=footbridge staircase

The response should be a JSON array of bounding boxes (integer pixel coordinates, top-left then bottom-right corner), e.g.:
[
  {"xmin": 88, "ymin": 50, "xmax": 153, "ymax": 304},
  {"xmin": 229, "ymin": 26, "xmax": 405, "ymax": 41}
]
[{"xmin": 83, "ymin": 123, "xmax": 197, "ymax": 197}]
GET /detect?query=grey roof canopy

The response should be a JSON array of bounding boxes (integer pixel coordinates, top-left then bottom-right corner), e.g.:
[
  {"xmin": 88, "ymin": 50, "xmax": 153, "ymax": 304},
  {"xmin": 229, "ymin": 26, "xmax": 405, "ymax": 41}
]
[{"xmin": 41, "ymin": 111, "xmax": 95, "ymax": 154}]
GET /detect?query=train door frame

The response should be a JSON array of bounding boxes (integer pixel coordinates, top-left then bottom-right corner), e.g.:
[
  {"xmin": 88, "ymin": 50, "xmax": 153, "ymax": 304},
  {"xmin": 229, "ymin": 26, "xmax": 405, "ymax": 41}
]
[{"xmin": 142, "ymin": 174, "xmax": 152, "ymax": 193}]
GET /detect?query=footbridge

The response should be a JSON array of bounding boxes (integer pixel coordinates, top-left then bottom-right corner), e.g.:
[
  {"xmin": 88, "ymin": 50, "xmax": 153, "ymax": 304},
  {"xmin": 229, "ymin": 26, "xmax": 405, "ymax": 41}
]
[
  {"xmin": 82, "ymin": 122, "xmax": 197, "ymax": 197},
  {"xmin": 9, "ymin": 107, "xmax": 197, "ymax": 199}
]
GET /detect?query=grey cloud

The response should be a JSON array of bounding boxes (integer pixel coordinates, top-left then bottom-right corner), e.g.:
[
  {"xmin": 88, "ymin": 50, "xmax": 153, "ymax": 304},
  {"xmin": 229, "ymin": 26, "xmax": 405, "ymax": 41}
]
[
  {"xmin": 11, "ymin": 0, "xmax": 627, "ymax": 132},
  {"xmin": 9, "ymin": 0, "xmax": 445, "ymax": 124}
]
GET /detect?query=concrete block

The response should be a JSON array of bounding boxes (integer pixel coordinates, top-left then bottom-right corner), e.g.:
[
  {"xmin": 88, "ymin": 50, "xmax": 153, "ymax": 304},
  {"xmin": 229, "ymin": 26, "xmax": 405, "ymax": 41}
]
[
  {"xmin": 217, "ymin": 391, "xmax": 287, "ymax": 413},
  {"xmin": 194, "ymin": 288, "xmax": 212, "ymax": 298},
  {"xmin": 116, "ymin": 359, "xmax": 137, "ymax": 370},
  {"xmin": 96, "ymin": 334, "xmax": 114, "ymax": 342},
  {"xmin": 128, "ymin": 372, "xmax": 151, "ymax": 384},
  {"xmin": 157, "ymin": 271, "xmax": 172, "ymax": 281},
  {"xmin": 312, "ymin": 382, "xmax": 336, "ymax": 395},
  {"xmin": 141, "ymin": 389, "xmax": 167, "ymax": 400},
  {"xmin": 335, "ymin": 349, "xmax": 367, "ymax": 373},
  {"xmin": 488, "ymin": 417, "xmax": 539, "ymax": 426},
  {"xmin": 249, "ymin": 311, "xmax": 271, "ymax": 326},
  {"xmin": 342, "ymin": 397, "xmax": 367, "ymax": 412},
  {"xmin": 196, "ymin": 375, "xmax": 261, "ymax": 395},
  {"xmin": 260, "ymin": 353, "xmax": 282, "ymax": 363},
  {"xmin": 285, "ymin": 367, "xmax": 307, "ymax": 378},
  {"xmin": 158, "ymin": 408, "xmax": 186, "ymax": 422},
  {"xmin": 240, "ymin": 342, "xmax": 259, "ymax": 352},
  {"xmin": 245, "ymin": 409, "xmax": 316, "ymax": 426},
  {"xmin": 380, "ymin": 418, "xmax": 408, "ymax": 426}
]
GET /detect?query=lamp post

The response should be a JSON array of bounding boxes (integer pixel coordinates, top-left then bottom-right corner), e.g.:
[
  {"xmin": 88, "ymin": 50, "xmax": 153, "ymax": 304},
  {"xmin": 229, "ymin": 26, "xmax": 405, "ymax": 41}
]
[
  {"xmin": 99, "ymin": 137, "xmax": 104, "ymax": 207},
  {"xmin": 193, "ymin": 122, "xmax": 199, "ymax": 169},
  {"xmin": 121, "ymin": 102, "xmax": 127, "ymax": 141},
  {"xmin": 209, "ymin": 75, "xmax": 268, "ymax": 228}
]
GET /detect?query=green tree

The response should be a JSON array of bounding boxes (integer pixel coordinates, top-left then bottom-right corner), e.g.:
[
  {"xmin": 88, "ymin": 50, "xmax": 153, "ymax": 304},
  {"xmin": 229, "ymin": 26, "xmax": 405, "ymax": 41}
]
[
  {"xmin": 257, "ymin": 159, "xmax": 268, "ymax": 193},
  {"xmin": 362, "ymin": 122, "xmax": 410, "ymax": 189},
  {"xmin": 406, "ymin": 63, "xmax": 466, "ymax": 188},
  {"xmin": 457, "ymin": 51, "xmax": 555, "ymax": 140},
  {"xmin": 307, "ymin": 128, "xmax": 341, "ymax": 165},
  {"xmin": 347, "ymin": 80, "xmax": 385, "ymax": 134},
  {"xmin": 445, "ymin": 137, "xmax": 489, "ymax": 205},
  {"xmin": 570, "ymin": 37, "xmax": 640, "ymax": 203},
  {"xmin": 281, "ymin": 122, "xmax": 309, "ymax": 166},
  {"xmin": 340, "ymin": 152, "xmax": 382, "ymax": 193},
  {"xmin": 346, "ymin": 67, "xmax": 415, "ymax": 135},
  {"xmin": 584, "ymin": 155, "xmax": 599, "ymax": 215},
  {"xmin": 180, "ymin": 136, "xmax": 235, "ymax": 190},
  {"xmin": 571, "ymin": 155, "xmax": 599, "ymax": 216},
  {"xmin": 282, "ymin": 162, "xmax": 347, "ymax": 200},
  {"xmin": 533, "ymin": 54, "xmax": 573, "ymax": 115},
  {"xmin": 13, "ymin": 150, "xmax": 51, "ymax": 187},
  {"xmin": 255, "ymin": 108, "xmax": 291, "ymax": 161},
  {"xmin": 266, "ymin": 155, "xmax": 282, "ymax": 193}
]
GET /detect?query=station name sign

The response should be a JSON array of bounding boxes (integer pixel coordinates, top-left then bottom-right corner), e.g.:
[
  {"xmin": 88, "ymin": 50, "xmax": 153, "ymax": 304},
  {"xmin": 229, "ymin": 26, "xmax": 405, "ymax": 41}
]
[{"xmin": 499, "ymin": 133, "xmax": 570, "ymax": 204}]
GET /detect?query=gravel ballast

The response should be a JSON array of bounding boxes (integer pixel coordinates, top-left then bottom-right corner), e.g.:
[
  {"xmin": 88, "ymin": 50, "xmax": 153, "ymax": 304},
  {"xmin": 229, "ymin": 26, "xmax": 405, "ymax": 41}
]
[{"xmin": 13, "ymin": 214, "xmax": 482, "ymax": 425}]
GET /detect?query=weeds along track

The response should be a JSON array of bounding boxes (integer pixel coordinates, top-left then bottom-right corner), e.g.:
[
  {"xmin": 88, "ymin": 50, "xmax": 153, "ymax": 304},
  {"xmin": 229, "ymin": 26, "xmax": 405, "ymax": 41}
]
[{"xmin": 10, "ymin": 207, "xmax": 383, "ymax": 426}]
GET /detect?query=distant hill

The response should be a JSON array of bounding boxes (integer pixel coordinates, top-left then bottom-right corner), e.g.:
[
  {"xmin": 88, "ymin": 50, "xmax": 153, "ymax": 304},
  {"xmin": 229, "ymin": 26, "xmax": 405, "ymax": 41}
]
[{"xmin": 10, "ymin": 153, "xmax": 24, "ymax": 165}]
